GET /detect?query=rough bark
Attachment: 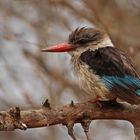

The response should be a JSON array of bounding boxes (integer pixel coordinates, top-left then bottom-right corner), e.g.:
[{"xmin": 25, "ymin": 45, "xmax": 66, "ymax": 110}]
[{"xmin": 0, "ymin": 100, "xmax": 139, "ymax": 139}]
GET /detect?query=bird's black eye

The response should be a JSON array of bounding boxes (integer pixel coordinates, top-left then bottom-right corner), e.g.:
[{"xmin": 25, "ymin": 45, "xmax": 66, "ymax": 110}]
[
  {"xmin": 73, "ymin": 32, "xmax": 101, "ymax": 45},
  {"xmin": 68, "ymin": 27, "xmax": 103, "ymax": 46},
  {"xmin": 75, "ymin": 38, "xmax": 90, "ymax": 44}
]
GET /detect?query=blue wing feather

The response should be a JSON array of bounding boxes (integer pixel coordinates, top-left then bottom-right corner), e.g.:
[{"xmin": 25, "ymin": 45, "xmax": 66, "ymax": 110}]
[
  {"xmin": 102, "ymin": 75, "xmax": 140, "ymax": 96},
  {"xmin": 136, "ymin": 90, "xmax": 140, "ymax": 96}
]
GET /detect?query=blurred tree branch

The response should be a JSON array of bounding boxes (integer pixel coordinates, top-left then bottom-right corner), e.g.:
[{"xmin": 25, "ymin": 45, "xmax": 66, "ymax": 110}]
[{"xmin": 0, "ymin": 100, "xmax": 139, "ymax": 140}]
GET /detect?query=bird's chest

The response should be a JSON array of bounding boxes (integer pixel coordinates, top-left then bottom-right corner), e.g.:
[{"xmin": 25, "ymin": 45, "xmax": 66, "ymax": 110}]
[{"xmin": 71, "ymin": 56, "xmax": 110, "ymax": 100}]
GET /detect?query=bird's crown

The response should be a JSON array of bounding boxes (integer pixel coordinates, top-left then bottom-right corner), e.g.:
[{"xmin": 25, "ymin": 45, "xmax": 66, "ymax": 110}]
[{"xmin": 68, "ymin": 27, "xmax": 105, "ymax": 46}]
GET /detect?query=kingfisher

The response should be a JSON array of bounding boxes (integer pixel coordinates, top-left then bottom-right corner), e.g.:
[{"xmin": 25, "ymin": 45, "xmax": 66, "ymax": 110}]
[{"xmin": 41, "ymin": 27, "xmax": 140, "ymax": 105}]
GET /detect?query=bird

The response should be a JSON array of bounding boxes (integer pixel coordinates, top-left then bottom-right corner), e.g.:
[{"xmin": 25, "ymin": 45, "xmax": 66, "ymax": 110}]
[{"xmin": 41, "ymin": 27, "xmax": 140, "ymax": 105}]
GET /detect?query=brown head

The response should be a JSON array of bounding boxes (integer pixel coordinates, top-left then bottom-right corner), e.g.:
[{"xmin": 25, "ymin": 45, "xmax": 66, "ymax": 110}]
[{"xmin": 41, "ymin": 27, "xmax": 113, "ymax": 55}]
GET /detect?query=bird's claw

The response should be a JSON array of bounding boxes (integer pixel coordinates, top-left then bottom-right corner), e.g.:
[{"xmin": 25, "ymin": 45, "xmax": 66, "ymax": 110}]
[{"xmin": 88, "ymin": 97, "xmax": 102, "ymax": 108}]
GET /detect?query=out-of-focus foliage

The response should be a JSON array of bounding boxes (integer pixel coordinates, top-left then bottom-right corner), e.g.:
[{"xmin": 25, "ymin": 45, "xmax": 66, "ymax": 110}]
[{"xmin": 0, "ymin": 0, "xmax": 139, "ymax": 140}]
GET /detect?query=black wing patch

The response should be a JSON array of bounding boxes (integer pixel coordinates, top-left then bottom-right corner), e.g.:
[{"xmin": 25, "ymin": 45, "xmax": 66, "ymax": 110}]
[{"xmin": 80, "ymin": 47, "xmax": 138, "ymax": 77}]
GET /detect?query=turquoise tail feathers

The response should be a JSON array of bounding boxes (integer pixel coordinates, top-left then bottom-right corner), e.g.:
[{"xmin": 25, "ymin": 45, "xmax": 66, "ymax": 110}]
[{"xmin": 102, "ymin": 75, "xmax": 140, "ymax": 96}]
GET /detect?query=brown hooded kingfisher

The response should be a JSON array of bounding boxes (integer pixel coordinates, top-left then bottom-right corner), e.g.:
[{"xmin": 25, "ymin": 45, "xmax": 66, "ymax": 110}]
[{"xmin": 41, "ymin": 27, "xmax": 140, "ymax": 105}]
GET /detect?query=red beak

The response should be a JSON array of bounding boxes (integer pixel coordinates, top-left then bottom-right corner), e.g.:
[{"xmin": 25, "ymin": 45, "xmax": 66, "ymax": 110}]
[{"xmin": 41, "ymin": 43, "xmax": 77, "ymax": 52}]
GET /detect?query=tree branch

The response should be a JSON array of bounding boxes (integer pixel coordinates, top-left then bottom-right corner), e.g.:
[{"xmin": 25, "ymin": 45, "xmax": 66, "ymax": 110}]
[{"xmin": 0, "ymin": 100, "xmax": 139, "ymax": 139}]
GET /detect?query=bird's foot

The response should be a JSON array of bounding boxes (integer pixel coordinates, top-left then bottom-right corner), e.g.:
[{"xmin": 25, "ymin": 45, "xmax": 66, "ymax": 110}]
[
  {"xmin": 88, "ymin": 97, "xmax": 102, "ymax": 108},
  {"xmin": 88, "ymin": 97, "xmax": 99, "ymax": 104}
]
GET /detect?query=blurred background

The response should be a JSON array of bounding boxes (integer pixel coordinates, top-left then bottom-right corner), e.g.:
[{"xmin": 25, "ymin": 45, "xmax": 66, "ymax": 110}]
[{"xmin": 0, "ymin": 0, "xmax": 140, "ymax": 140}]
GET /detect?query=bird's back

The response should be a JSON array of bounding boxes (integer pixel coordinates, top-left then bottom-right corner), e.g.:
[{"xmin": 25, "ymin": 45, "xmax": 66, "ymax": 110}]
[{"xmin": 79, "ymin": 47, "xmax": 140, "ymax": 104}]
